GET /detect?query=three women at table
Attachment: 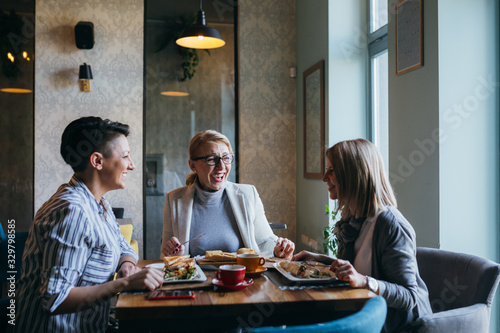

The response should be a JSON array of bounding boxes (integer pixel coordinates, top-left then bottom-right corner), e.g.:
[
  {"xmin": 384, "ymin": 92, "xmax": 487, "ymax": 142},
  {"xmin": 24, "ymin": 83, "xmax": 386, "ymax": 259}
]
[
  {"xmin": 293, "ymin": 138, "xmax": 432, "ymax": 333},
  {"xmin": 14, "ymin": 117, "xmax": 164, "ymax": 333},
  {"xmin": 161, "ymin": 130, "xmax": 295, "ymax": 259}
]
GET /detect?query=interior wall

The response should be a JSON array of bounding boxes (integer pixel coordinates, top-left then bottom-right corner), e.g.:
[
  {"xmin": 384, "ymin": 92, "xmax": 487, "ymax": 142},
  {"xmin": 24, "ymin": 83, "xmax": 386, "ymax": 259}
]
[
  {"xmin": 34, "ymin": 0, "xmax": 145, "ymax": 254},
  {"xmin": 32, "ymin": 0, "xmax": 296, "ymax": 257},
  {"xmin": 295, "ymin": 0, "xmax": 329, "ymax": 253},
  {"xmin": 295, "ymin": 0, "xmax": 367, "ymax": 254},
  {"xmin": 387, "ymin": 0, "xmax": 440, "ymax": 248},
  {"xmin": 238, "ymin": 0, "xmax": 297, "ymax": 242},
  {"xmin": 438, "ymin": 0, "xmax": 499, "ymax": 261},
  {"xmin": 438, "ymin": 1, "xmax": 499, "ymax": 331},
  {"xmin": 388, "ymin": 1, "xmax": 499, "ymax": 331}
]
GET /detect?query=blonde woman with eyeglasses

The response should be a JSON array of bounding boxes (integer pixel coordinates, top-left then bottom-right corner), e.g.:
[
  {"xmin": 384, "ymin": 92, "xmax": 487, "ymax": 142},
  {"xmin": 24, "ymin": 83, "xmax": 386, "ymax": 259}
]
[
  {"xmin": 293, "ymin": 138, "xmax": 431, "ymax": 333},
  {"xmin": 160, "ymin": 130, "xmax": 294, "ymax": 259}
]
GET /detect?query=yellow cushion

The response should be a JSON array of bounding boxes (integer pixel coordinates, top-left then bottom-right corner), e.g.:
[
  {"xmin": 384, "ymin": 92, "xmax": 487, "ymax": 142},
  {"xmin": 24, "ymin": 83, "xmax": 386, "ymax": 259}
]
[
  {"xmin": 120, "ymin": 224, "xmax": 133, "ymax": 244},
  {"xmin": 130, "ymin": 240, "xmax": 139, "ymax": 255}
]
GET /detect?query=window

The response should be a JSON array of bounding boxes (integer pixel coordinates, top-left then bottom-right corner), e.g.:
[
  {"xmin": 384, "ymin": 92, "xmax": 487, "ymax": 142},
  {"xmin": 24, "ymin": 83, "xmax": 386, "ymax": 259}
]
[
  {"xmin": 370, "ymin": 0, "xmax": 388, "ymax": 33},
  {"xmin": 368, "ymin": 1, "xmax": 389, "ymax": 170}
]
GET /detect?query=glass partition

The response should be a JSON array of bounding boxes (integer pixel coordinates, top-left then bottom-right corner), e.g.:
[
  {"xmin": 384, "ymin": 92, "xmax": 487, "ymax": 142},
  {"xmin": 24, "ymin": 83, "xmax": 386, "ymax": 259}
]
[
  {"xmin": 0, "ymin": 2, "xmax": 35, "ymax": 233},
  {"xmin": 144, "ymin": 0, "xmax": 237, "ymax": 259}
]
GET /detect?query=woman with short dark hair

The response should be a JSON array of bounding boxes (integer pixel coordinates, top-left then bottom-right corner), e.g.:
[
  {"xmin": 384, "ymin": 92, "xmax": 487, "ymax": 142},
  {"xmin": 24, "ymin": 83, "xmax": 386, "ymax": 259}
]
[{"xmin": 14, "ymin": 117, "xmax": 164, "ymax": 333}]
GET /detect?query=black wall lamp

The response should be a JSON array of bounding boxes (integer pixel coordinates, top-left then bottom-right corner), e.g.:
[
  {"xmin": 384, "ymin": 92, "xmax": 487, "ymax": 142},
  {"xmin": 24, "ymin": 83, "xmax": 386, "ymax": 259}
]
[{"xmin": 79, "ymin": 63, "xmax": 93, "ymax": 92}]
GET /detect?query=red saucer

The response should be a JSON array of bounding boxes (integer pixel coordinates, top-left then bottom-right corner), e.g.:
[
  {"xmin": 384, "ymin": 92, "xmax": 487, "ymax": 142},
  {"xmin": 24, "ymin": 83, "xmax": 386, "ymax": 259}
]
[{"xmin": 212, "ymin": 278, "xmax": 254, "ymax": 291}]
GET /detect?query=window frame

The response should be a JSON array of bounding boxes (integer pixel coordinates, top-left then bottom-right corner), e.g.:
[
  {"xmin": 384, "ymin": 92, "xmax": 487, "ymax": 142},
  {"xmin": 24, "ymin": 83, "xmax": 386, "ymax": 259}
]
[{"xmin": 367, "ymin": 5, "xmax": 388, "ymax": 158}]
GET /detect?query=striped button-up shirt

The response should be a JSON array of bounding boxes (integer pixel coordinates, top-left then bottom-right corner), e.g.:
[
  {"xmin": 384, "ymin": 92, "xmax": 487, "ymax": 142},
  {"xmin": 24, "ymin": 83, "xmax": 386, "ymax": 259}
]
[{"xmin": 13, "ymin": 176, "xmax": 138, "ymax": 333}]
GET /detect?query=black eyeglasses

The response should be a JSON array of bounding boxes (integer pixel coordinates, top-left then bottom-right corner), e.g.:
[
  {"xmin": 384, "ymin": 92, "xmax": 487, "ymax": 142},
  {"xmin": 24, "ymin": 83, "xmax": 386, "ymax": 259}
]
[{"xmin": 192, "ymin": 154, "xmax": 234, "ymax": 166}]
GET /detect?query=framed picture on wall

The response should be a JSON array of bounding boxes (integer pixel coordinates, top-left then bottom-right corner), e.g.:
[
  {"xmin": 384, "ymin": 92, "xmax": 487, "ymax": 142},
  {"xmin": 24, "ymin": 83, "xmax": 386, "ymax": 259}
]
[
  {"xmin": 395, "ymin": 0, "xmax": 423, "ymax": 75},
  {"xmin": 145, "ymin": 154, "xmax": 164, "ymax": 195},
  {"xmin": 303, "ymin": 60, "xmax": 325, "ymax": 179}
]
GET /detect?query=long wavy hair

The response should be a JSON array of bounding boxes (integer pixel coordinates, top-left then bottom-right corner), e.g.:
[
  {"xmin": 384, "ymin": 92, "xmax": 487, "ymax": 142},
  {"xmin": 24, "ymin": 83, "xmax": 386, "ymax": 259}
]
[
  {"xmin": 185, "ymin": 130, "xmax": 233, "ymax": 185},
  {"xmin": 326, "ymin": 138, "xmax": 396, "ymax": 219}
]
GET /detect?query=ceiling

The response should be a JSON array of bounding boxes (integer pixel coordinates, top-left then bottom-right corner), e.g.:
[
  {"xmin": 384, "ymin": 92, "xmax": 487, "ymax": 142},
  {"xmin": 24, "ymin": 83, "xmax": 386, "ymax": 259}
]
[{"xmin": 0, "ymin": 0, "xmax": 234, "ymax": 24}]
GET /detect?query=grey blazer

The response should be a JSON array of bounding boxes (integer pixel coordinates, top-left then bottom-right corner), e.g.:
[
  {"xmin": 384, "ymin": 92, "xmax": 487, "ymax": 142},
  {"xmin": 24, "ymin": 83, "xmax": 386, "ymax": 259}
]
[
  {"xmin": 371, "ymin": 206, "xmax": 432, "ymax": 332},
  {"xmin": 161, "ymin": 182, "xmax": 278, "ymax": 259}
]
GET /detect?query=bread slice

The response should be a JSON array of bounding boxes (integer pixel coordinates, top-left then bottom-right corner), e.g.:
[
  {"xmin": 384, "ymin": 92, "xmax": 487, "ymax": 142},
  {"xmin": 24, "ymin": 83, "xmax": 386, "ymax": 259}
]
[
  {"xmin": 280, "ymin": 261, "xmax": 301, "ymax": 276},
  {"xmin": 205, "ymin": 250, "xmax": 237, "ymax": 261},
  {"xmin": 237, "ymin": 248, "xmax": 256, "ymax": 255}
]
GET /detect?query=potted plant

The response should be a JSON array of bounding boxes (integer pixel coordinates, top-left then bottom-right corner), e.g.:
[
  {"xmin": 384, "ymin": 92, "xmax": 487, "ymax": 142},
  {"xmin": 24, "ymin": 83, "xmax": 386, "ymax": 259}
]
[{"xmin": 322, "ymin": 205, "xmax": 338, "ymax": 257}]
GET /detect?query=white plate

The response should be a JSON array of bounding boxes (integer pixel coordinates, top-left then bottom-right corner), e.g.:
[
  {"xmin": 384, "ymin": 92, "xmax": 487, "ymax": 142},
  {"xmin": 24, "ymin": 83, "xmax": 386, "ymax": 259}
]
[
  {"xmin": 146, "ymin": 263, "xmax": 207, "ymax": 283},
  {"xmin": 273, "ymin": 263, "xmax": 338, "ymax": 284}
]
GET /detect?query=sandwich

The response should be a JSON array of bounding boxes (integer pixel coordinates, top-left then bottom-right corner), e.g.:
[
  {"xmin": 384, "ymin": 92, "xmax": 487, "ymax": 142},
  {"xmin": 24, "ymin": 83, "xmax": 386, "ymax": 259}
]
[{"xmin": 162, "ymin": 255, "xmax": 198, "ymax": 280}]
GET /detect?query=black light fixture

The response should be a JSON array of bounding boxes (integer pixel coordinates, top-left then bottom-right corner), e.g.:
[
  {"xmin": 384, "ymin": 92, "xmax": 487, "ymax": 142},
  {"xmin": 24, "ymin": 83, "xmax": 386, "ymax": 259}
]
[
  {"xmin": 0, "ymin": 51, "xmax": 33, "ymax": 94},
  {"xmin": 176, "ymin": 0, "xmax": 225, "ymax": 49},
  {"xmin": 78, "ymin": 63, "xmax": 93, "ymax": 92}
]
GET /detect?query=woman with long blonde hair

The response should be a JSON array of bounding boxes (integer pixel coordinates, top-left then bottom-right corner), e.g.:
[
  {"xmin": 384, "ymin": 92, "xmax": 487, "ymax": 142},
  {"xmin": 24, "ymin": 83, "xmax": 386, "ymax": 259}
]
[{"xmin": 293, "ymin": 139, "xmax": 431, "ymax": 332}]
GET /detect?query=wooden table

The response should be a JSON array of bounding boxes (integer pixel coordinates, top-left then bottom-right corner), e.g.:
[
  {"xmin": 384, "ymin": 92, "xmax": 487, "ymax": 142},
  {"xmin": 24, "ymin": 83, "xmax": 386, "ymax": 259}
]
[{"xmin": 114, "ymin": 260, "xmax": 374, "ymax": 332}]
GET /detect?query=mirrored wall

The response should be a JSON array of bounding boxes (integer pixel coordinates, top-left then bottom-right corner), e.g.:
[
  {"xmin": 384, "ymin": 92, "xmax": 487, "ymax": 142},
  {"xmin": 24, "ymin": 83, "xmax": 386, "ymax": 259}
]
[
  {"xmin": 0, "ymin": 1, "xmax": 35, "ymax": 233},
  {"xmin": 144, "ymin": 0, "xmax": 237, "ymax": 259}
]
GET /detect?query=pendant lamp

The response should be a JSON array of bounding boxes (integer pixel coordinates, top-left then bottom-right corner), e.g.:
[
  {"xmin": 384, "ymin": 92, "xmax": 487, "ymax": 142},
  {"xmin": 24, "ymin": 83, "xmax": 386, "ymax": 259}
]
[{"xmin": 176, "ymin": 0, "xmax": 225, "ymax": 49}]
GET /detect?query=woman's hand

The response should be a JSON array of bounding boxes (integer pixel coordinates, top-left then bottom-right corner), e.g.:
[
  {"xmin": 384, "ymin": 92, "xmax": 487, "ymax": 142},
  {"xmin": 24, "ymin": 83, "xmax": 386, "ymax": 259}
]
[
  {"xmin": 291, "ymin": 251, "xmax": 335, "ymax": 266},
  {"xmin": 161, "ymin": 236, "xmax": 185, "ymax": 256},
  {"xmin": 124, "ymin": 267, "xmax": 164, "ymax": 291},
  {"xmin": 116, "ymin": 261, "xmax": 141, "ymax": 278},
  {"xmin": 274, "ymin": 237, "xmax": 295, "ymax": 259},
  {"xmin": 330, "ymin": 259, "xmax": 367, "ymax": 288},
  {"xmin": 291, "ymin": 250, "xmax": 320, "ymax": 262},
  {"xmin": 55, "ymin": 266, "xmax": 164, "ymax": 314}
]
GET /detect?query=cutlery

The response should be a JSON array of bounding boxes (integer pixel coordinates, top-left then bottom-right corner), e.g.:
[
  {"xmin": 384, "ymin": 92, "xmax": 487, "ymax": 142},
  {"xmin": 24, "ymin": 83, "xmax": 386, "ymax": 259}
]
[{"xmin": 180, "ymin": 233, "xmax": 206, "ymax": 246}]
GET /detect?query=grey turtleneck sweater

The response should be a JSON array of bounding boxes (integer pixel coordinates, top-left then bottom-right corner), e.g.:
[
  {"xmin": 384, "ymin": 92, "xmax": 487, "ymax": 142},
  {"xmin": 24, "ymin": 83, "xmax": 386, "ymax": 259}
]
[{"xmin": 189, "ymin": 182, "xmax": 244, "ymax": 256}]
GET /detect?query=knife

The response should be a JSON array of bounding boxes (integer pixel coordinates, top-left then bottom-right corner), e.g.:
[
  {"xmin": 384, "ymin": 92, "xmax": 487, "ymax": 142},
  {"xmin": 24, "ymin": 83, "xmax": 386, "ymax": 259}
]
[{"xmin": 180, "ymin": 233, "xmax": 206, "ymax": 246}]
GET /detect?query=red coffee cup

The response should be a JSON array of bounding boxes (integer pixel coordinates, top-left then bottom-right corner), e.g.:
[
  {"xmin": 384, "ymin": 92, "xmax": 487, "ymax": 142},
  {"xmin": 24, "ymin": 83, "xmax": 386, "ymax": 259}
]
[{"xmin": 216, "ymin": 264, "xmax": 246, "ymax": 286}]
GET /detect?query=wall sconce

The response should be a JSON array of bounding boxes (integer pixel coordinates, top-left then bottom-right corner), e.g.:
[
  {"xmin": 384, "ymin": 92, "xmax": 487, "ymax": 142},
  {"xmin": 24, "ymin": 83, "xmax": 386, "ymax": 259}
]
[{"xmin": 79, "ymin": 63, "xmax": 93, "ymax": 92}]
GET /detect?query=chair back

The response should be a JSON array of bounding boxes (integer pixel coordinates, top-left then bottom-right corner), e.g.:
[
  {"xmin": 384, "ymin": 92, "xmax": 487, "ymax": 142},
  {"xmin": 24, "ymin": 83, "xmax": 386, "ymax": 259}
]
[
  {"xmin": 416, "ymin": 247, "xmax": 500, "ymax": 313},
  {"xmin": 252, "ymin": 296, "xmax": 387, "ymax": 333}
]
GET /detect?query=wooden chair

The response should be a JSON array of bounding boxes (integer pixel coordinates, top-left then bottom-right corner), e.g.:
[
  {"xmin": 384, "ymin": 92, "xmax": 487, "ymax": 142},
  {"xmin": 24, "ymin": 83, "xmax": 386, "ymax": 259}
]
[{"xmin": 414, "ymin": 247, "xmax": 500, "ymax": 332}]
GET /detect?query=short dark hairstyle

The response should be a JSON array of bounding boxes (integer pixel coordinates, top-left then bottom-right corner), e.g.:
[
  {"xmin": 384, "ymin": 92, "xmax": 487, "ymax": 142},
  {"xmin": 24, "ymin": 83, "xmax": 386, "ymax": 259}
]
[{"xmin": 60, "ymin": 116, "xmax": 130, "ymax": 172}]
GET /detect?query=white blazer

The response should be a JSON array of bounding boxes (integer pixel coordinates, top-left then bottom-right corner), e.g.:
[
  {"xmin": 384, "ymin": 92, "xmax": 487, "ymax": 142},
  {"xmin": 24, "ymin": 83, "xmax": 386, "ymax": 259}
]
[{"xmin": 161, "ymin": 182, "xmax": 278, "ymax": 259}]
